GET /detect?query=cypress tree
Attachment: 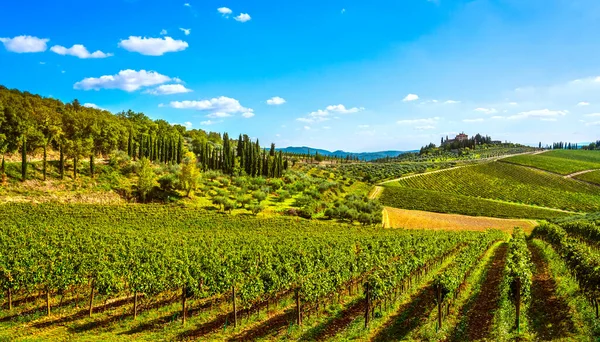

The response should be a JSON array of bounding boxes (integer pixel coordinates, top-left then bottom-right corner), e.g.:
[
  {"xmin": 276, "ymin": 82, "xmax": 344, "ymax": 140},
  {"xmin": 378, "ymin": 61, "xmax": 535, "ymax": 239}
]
[
  {"xmin": 128, "ymin": 130, "xmax": 133, "ymax": 157},
  {"xmin": 42, "ymin": 143, "xmax": 47, "ymax": 181},
  {"xmin": 59, "ymin": 144, "xmax": 64, "ymax": 180},
  {"xmin": 21, "ymin": 136, "xmax": 27, "ymax": 182},
  {"xmin": 90, "ymin": 154, "xmax": 95, "ymax": 178},
  {"xmin": 270, "ymin": 143, "xmax": 275, "ymax": 156},
  {"xmin": 177, "ymin": 136, "xmax": 183, "ymax": 164}
]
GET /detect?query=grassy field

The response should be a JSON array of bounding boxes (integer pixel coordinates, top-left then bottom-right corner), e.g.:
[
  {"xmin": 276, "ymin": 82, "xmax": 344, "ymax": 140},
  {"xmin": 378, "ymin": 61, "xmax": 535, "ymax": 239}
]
[
  {"xmin": 379, "ymin": 186, "xmax": 574, "ymax": 220},
  {"xmin": 502, "ymin": 150, "xmax": 600, "ymax": 175},
  {"xmin": 574, "ymin": 169, "xmax": 600, "ymax": 185},
  {"xmin": 387, "ymin": 162, "xmax": 600, "ymax": 212},
  {"xmin": 385, "ymin": 207, "xmax": 537, "ymax": 233}
]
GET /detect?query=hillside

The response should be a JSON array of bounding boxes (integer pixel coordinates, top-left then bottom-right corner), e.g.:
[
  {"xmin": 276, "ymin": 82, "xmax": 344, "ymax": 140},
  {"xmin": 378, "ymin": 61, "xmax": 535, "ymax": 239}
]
[{"xmin": 276, "ymin": 146, "xmax": 411, "ymax": 161}]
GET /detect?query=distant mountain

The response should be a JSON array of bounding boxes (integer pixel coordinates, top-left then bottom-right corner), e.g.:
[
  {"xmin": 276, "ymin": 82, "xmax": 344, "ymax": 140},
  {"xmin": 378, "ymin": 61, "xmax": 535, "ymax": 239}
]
[{"xmin": 276, "ymin": 146, "xmax": 413, "ymax": 161}]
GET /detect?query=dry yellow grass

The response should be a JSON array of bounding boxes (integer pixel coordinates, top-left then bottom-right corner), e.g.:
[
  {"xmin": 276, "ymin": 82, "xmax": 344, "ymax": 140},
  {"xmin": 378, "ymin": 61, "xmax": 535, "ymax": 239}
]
[{"xmin": 385, "ymin": 206, "xmax": 537, "ymax": 233}]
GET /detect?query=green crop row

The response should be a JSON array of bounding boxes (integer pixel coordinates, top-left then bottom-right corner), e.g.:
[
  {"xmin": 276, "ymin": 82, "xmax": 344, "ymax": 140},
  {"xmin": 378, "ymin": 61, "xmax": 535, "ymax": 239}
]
[
  {"xmin": 502, "ymin": 150, "xmax": 600, "ymax": 175},
  {"xmin": 389, "ymin": 162, "xmax": 600, "ymax": 212},
  {"xmin": 379, "ymin": 186, "xmax": 574, "ymax": 220}
]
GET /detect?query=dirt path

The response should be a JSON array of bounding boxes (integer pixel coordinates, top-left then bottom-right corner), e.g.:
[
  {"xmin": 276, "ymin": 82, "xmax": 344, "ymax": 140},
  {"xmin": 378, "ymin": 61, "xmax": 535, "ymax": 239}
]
[
  {"xmin": 452, "ymin": 243, "xmax": 508, "ymax": 341},
  {"xmin": 370, "ymin": 283, "xmax": 436, "ymax": 341},
  {"xmin": 369, "ymin": 186, "xmax": 383, "ymax": 199},
  {"xmin": 382, "ymin": 208, "xmax": 389, "ymax": 228},
  {"xmin": 527, "ymin": 242, "xmax": 576, "ymax": 340},
  {"xmin": 565, "ymin": 169, "xmax": 600, "ymax": 178}
]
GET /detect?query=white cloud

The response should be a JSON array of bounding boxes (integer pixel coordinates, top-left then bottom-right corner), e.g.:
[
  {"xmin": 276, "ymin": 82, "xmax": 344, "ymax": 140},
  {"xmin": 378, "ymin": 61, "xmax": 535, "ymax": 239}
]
[
  {"xmin": 508, "ymin": 102, "xmax": 518, "ymax": 105},
  {"xmin": 585, "ymin": 121, "xmax": 600, "ymax": 126},
  {"xmin": 201, "ymin": 120, "xmax": 221, "ymax": 125},
  {"xmin": 397, "ymin": 117, "xmax": 440, "ymax": 125},
  {"xmin": 218, "ymin": 7, "xmax": 232, "ymax": 16},
  {"xmin": 303, "ymin": 126, "xmax": 311, "ymax": 130},
  {"xmin": 118, "ymin": 36, "xmax": 188, "ymax": 56},
  {"xmin": 323, "ymin": 126, "xmax": 331, "ymax": 130},
  {"xmin": 463, "ymin": 118, "xmax": 484, "ymax": 123},
  {"xmin": 39, "ymin": 61, "xmax": 45, "ymax": 65},
  {"xmin": 358, "ymin": 124, "xmax": 370, "ymax": 128},
  {"xmin": 207, "ymin": 112, "xmax": 232, "ymax": 118},
  {"xmin": 474, "ymin": 107, "xmax": 497, "ymax": 114},
  {"xmin": 83, "ymin": 103, "xmax": 102, "ymax": 110},
  {"xmin": 145, "ymin": 84, "xmax": 192, "ymax": 95},
  {"xmin": 180, "ymin": 28, "xmax": 191, "ymax": 36},
  {"xmin": 585, "ymin": 113, "xmax": 600, "ymax": 117},
  {"xmin": 508, "ymin": 109, "xmax": 568, "ymax": 120},
  {"xmin": 74, "ymin": 69, "xmax": 175, "ymax": 92},
  {"xmin": 266, "ymin": 96, "xmax": 286, "ymax": 105},
  {"xmin": 577, "ymin": 101, "xmax": 590, "ymax": 106},
  {"xmin": 415, "ymin": 125, "xmax": 436, "ymax": 130},
  {"xmin": 184, "ymin": 3, "xmax": 191, "ymax": 7},
  {"xmin": 402, "ymin": 94, "xmax": 419, "ymax": 102},
  {"xmin": 491, "ymin": 116, "xmax": 505, "ymax": 119},
  {"xmin": 296, "ymin": 104, "xmax": 363, "ymax": 123},
  {"xmin": 541, "ymin": 118, "xmax": 557, "ymax": 122},
  {"xmin": 160, "ymin": 29, "xmax": 168, "ymax": 35},
  {"xmin": 170, "ymin": 96, "xmax": 254, "ymax": 118},
  {"xmin": 234, "ymin": 13, "xmax": 251, "ymax": 22},
  {"xmin": 50, "ymin": 44, "xmax": 112, "ymax": 59},
  {"xmin": 444, "ymin": 100, "xmax": 460, "ymax": 104},
  {"xmin": 326, "ymin": 104, "xmax": 364, "ymax": 114},
  {"xmin": 0, "ymin": 35, "xmax": 49, "ymax": 53}
]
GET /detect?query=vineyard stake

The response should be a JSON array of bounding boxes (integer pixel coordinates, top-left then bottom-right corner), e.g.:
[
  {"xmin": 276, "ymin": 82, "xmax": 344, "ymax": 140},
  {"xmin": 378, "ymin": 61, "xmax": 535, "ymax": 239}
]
[
  {"xmin": 7, "ymin": 289, "xmax": 12, "ymax": 311},
  {"xmin": 182, "ymin": 286, "xmax": 186, "ymax": 325},
  {"xmin": 88, "ymin": 280, "xmax": 94, "ymax": 317},
  {"xmin": 134, "ymin": 291, "xmax": 138, "ymax": 320},
  {"xmin": 46, "ymin": 287, "xmax": 51, "ymax": 316},
  {"xmin": 364, "ymin": 282, "xmax": 370, "ymax": 329},
  {"xmin": 437, "ymin": 285, "xmax": 442, "ymax": 332},
  {"xmin": 232, "ymin": 286, "xmax": 237, "ymax": 328},
  {"xmin": 296, "ymin": 289, "xmax": 302, "ymax": 326}
]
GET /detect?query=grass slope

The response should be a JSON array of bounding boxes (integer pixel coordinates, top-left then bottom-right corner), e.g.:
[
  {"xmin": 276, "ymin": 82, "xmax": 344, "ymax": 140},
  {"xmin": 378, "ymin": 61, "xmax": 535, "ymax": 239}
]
[
  {"xmin": 502, "ymin": 150, "xmax": 600, "ymax": 175},
  {"xmin": 387, "ymin": 162, "xmax": 600, "ymax": 212}
]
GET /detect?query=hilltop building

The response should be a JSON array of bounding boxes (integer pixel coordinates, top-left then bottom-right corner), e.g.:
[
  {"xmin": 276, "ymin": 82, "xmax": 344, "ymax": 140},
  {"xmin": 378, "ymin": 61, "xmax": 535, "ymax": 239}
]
[{"xmin": 443, "ymin": 132, "xmax": 469, "ymax": 145}]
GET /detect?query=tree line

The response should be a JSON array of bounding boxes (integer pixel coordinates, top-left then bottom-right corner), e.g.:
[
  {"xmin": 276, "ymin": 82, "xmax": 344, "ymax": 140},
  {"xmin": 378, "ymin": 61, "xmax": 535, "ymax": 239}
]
[{"xmin": 0, "ymin": 85, "xmax": 296, "ymax": 182}]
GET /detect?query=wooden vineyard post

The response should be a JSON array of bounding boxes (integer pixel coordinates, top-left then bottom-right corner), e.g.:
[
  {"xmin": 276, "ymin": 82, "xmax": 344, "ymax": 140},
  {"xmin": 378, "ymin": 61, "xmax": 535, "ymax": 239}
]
[
  {"xmin": 232, "ymin": 286, "xmax": 237, "ymax": 328},
  {"xmin": 515, "ymin": 277, "xmax": 521, "ymax": 332},
  {"xmin": 7, "ymin": 289, "xmax": 12, "ymax": 311},
  {"xmin": 134, "ymin": 291, "xmax": 138, "ymax": 320},
  {"xmin": 89, "ymin": 280, "xmax": 95, "ymax": 317},
  {"xmin": 296, "ymin": 289, "xmax": 302, "ymax": 326},
  {"xmin": 46, "ymin": 287, "xmax": 51, "ymax": 316},
  {"xmin": 364, "ymin": 282, "xmax": 370, "ymax": 329},
  {"xmin": 182, "ymin": 286, "xmax": 187, "ymax": 325},
  {"xmin": 437, "ymin": 285, "xmax": 442, "ymax": 332}
]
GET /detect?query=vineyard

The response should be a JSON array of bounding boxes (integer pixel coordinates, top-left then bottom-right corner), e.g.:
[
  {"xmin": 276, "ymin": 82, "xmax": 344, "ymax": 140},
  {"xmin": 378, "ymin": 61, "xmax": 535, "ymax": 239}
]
[
  {"xmin": 1, "ymin": 203, "xmax": 598, "ymax": 340},
  {"xmin": 330, "ymin": 161, "xmax": 457, "ymax": 184},
  {"xmin": 379, "ymin": 186, "xmax": 575, "ymax": 220},
  {"xmin": 502, "ymin": 150, "xmax": 600, "ymax": 175},
  {"xmin": 575, "ymin": 170, "xmax": 600, "ymax": 185},
  {"xmin": 385, "ymin": 162, "xmax": 600, "ymax": 212}
]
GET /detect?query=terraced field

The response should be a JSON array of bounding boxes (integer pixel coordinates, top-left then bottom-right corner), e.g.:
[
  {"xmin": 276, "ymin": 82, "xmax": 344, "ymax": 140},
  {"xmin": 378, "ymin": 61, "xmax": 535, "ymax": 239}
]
[
  {"xmin": 385, "ymin": 162, "xmax": 600, "ymax": 212},
  {"xmin": 502, "ymin": 150, "xmax": 600, "ymax": 175},
  {"xmin": 574, "ymin": 169, "xmax": 600, "ymax": 185}
]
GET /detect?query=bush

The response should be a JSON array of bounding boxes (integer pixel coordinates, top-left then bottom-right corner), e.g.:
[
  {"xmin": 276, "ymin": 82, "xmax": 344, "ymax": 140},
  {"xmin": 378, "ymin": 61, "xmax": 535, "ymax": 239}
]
[{"xmin": 158, "ymin": 173, "xmax": 179, "ymax": 191}]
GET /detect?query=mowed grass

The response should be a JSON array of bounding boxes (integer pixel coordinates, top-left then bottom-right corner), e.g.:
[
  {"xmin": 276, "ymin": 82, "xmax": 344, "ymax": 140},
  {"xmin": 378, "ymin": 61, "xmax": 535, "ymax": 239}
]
[
  {"xmin": 502, "ymin": 150, "xmax": 600, "ymax": 175},
  {"xmin": 574, "ymin": 169, "xmax": 600, "ymax": 185},
  {"xmin": 385, "ymin": 207, "xmax": 537, "ymax": 233},
  {"xmin": 379, "ymin": 186, "xmax": 573, "ymax": 220},
  {"xmin": 388, "ymin": 162, "xmax": 600, "ymax": 212}
]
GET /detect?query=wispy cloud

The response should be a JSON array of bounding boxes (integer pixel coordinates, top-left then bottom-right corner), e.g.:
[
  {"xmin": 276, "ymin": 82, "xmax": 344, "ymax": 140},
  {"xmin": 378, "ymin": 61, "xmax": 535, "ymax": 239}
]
[{"xmin": 402, "ymin": 94, "xmax": 419, "ymax": 102}]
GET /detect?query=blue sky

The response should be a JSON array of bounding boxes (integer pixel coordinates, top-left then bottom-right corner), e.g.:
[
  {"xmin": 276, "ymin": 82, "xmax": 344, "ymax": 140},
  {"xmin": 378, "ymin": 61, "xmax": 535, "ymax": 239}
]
[{"xmin": 2, "ymin": 0, "xmax": 600, "ymax": 151}]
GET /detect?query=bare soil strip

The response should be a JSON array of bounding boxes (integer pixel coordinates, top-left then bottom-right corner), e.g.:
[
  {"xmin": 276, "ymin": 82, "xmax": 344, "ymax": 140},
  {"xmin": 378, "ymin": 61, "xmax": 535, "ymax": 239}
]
[
  {"xmin": 527, "ymin": 242, "xmax": 576, "ymax": 340},
  {"xmin": 385, "ymin": 207, "xmax": 537, "ymax": 233},
  {"xmin": 452, "ymin": 243, "xmax": 508, "ymax": 341}
]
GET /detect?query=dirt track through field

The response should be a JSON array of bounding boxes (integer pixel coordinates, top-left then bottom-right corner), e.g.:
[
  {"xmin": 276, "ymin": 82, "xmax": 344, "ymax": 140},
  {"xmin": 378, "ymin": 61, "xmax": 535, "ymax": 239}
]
[
  {"xmin": 527, "ymin": 242, "xmax": 576, "ymax": 340},
  {"xmin": 451, "ymin": 243, "xmax": 508, "ymax": 341}
]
